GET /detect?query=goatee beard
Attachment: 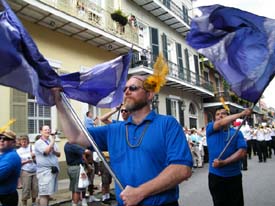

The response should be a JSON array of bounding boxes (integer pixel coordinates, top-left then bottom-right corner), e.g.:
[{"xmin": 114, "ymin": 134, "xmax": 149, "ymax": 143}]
[{"xmin": 125, "ymin": 100, "xmax": 148, "ymax": 112}]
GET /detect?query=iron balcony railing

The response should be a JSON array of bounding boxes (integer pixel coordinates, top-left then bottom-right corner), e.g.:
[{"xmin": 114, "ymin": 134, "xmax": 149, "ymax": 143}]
[
  {"xmin": 159, "ymin": 0, "xmax": 191, "ymax": 26},
  {"xmin": 131, "ymin": 52, "xmax": 214, "ymax": 92},
  {"xmin": 38, "ymin": 0, "xmax": 139, "ymax": 44}
]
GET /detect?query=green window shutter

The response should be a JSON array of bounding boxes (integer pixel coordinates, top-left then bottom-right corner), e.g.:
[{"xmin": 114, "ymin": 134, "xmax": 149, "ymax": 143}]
[
  {"xmin": 184, "ymin": 48, "xmax": 191, "ymax": 82},
  {"xmin": 166, "ymin": 98, "xmax": 171, "ymax": 115},
  {"xmin": 162, "ymin": 33, "xmax": 168, "ymax": 61},
  {"xmin": 150, "ymin": 27, "xmax": 159, "ymax": 62},
  {"xmin": 194, "ymin": 54, "xmax": 200, "ymax": 85},
  {"xmin": 176, "ymin": 43, "xmax": 184, "ymax": 79},
  {"xmin": 178, "ymin": 100, "xmax": 185, "ymax": 126},
  {"xmin": 10, "ymin": 89, "xmax": 27, "ymax": 135}
]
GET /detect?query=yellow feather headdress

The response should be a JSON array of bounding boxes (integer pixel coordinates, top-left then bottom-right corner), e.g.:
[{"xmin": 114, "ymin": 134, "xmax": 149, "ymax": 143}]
[
  {"xmin": 0, "ymin": 119, "xmax": 16, "ymax": 133},
  {"xmin": 219, "ymin": 97, "xmax": 230, "ymax": 114},
  {"xmin": 143, "ymin": 54, "xmax": 168, "ymax": 93}
]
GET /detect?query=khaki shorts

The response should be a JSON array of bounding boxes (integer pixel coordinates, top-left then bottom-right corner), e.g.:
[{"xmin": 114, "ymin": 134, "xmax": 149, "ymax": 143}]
[
  {"xmin": 99, "ymin": 162, "xmax": 112, "ymax": 186},
  {"xmin": 67, "ymin": 165, "xmax": 85, "ymax": 192},
  {"xmin": 21, "ymin": 170, "xmax": 38, "ymax": 200},
  {"xmin": 37, "ymin": 169, "xmax": 58, "ymax": 196}
]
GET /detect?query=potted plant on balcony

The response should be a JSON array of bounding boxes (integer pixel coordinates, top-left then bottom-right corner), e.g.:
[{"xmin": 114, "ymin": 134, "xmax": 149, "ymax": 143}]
[{"xmin": 111, "ymin": 9, "xmax": 128, "ymax": 26}]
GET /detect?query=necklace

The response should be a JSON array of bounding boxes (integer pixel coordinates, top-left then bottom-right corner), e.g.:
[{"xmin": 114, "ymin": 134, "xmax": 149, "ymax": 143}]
[{"xmin": 125, "ymin": 122, "xmax": 150, "ymax": 148}]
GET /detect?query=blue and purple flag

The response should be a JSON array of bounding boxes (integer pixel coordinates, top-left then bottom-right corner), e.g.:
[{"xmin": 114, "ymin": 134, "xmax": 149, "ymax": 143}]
[
  {"xmin": 0, "ymin": 0, "xmax": 131, "ymax": 107},
  {"xmin": 186, "ymin": 4, "xmax": 275, "ymax": 103},
  {"xmin": 60, "ymin": 53, "xmax": 132, "ymax": 108},
  {"xmin": 0, "ymin": 0, "xmax": 61, "ymax": 105}
]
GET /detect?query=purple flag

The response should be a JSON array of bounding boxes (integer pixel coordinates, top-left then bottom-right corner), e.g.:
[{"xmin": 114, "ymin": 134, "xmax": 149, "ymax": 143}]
[
  {"xmin": 0, "ymin": 0, "xmax": 61, "ymax": 105},
  {"xmin": 186, "ymin": 5, "xmax": 275, "ymax": 103},
  {"xmin": 0, "ymin": 0, "xmax": 132, "ymax": 108},
  {"xmin": 61, "ymin": 53, "xmax": 132, "ymax": 108}
]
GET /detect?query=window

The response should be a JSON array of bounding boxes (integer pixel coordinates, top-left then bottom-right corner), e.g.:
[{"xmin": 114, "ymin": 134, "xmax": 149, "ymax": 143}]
[
  {"xmin": 166, "ymin": 97, "xmax": 184, "ymax": 125},
  {"xmin": 171, "ymin": 99, "xmax": 178, "ymax": 119},
  {"xmin": 189, "ymin": 103, "xmax": 196, "ymax": 115},
  {"xmin": 150, "ymin": 27, "xmax": 159, "ymax": 61},
  {"xmin": 189, "ymin": 103, "xmax": 197, "ymax": 129},
  {"xmin": 27, "ymin": 61, "xmax": 61, "ymax": 135},
  {"xmin": 27, "ymin": 94, "xmax": 51, "ymax": 134},
  {"xmin": 138, "ymin": 22, "xmax": 149, "ymax": 48},
  {"xmin": 203, "ymin": 70, "xmax": 209, "ymax": 82}
]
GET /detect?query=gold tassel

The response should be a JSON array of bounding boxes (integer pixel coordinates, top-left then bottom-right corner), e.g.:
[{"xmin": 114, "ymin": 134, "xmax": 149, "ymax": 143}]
[
  {"xmin": 143, "ymin": 54, "xmax": 168, "ymax": 93},
  {"xmin": 219, "ymin": 97, "xmax": 230, "ymax": 114},
  {"xmin": 0, "ymin": 119, "xmax": 16, "ymax": 133}
]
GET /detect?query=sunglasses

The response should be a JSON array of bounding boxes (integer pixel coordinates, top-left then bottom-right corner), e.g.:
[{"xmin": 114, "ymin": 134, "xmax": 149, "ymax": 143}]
[
  {"xmin": 0, "ymin": 135, "xmax": 12, "ymax": 141},
  {"xmin": 123, "ymin": 85, "xmax": 143, "ymax": 93},
  {"xmin": 121, "ymin": 109, "xmax": 128, "ymax": 113}
]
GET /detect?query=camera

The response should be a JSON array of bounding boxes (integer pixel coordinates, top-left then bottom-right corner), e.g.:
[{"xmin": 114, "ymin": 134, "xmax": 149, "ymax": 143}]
[
  {"xmin": 50, "ymin": 130, "xmax": 61, "ymax": 136},
  {"xmin": 51, "ymin": 166, "xmax": 58, "ymax": 174}
]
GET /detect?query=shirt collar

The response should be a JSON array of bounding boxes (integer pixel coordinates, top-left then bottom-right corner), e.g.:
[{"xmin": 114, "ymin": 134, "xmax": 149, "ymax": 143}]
[{"xmin": 125, "ymin": 110, "xmax": 156, "ymax": 125}]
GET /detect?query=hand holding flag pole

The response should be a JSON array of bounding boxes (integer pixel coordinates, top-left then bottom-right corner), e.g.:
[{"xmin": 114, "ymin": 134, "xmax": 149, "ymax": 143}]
[{"xmin": 217, "ymin": 105, "xmax": 254, "ymax": 160}]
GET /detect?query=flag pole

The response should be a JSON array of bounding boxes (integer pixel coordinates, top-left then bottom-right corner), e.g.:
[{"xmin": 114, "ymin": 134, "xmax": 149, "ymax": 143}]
[
  {"xmin": 217, "ymin": 104, "xmax": 255, "ymax": 160},
  {"xmin": 60, "ymin": 92, "xmax": 124, "ymax": 190}
]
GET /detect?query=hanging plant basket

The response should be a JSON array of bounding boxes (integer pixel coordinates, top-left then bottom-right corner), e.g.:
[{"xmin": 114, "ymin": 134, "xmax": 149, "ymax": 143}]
[{"xmin": 111, "ymin": 9, "xmax": 128, "ymax": 26}]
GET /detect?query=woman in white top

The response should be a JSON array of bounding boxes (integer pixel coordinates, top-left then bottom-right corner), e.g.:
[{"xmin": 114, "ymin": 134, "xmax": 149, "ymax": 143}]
[{"xmin": 17, "ymin": 135, "xmax": 38, "ymax": 206}]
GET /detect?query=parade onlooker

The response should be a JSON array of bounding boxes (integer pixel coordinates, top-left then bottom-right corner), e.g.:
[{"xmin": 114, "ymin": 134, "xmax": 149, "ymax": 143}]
[
  {"xmin": 17, "ymin": 135, "xmax": 38, "ymax": 206},
  {"xmin": 83, "ymin": 148, "xmax": 100, "ymax": 203},
  {"xmin": 35, "ymin": 125, "xmax": 60, "ymax": 206},
  {"xmin": 206, "ymin": 107, "xmax": 252, "ymax": 206},
  {"xmin": 53, "ymin": 75, "xmax": 193, "ymax": 205},
  {"xmin": 99, "ymin": 105, "xmax": 131, "ymax": 203},
  {"xmin": 0, "ymin": 130, "xmax": 21, "ymax": 206},
  {"xmin": 199, "ymin": 127, "xmax": 208, "ymax": 163},
  {"xmin": 189, "ymin": 128, "xmax": 203, "ymax": 168},
  {"xmin": 64, "ymin": 142, "xmax": 86, "ymax": 206},
  {"xmin": 84, "ymin": 111, "xmax": 98, "ymax": 128}
]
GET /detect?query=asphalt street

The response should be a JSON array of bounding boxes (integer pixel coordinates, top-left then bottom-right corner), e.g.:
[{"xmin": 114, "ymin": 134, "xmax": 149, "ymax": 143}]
[
  {"xmin": 18, "ymin": 154, "xmax": 275, "ymax": 206},
  {"xmin": 179, "ymin": 155, "xmax": 275, "ymax": 206}
]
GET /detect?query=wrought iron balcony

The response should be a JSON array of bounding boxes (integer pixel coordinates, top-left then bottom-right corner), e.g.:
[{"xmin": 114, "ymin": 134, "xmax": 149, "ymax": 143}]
[
  {"xmin": 130, "ymin": 52, "xmax": 214, "ymax": 97},
  {"xmin": 8, "ymin": 0, "xmax": 141, "ymax": 54},
  {"xmin": 132, "ymin": 0, "xmax": 191, "ymax": 36}
]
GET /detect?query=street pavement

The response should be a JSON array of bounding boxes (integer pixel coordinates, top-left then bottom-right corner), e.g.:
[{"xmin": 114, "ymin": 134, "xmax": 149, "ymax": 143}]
[
  {"xmin": 179, "ymin": 155, "xmax": 275, "ymax": 206},
  {"xmin": 18, "ymin": 155, "xmax": 275, "ymax": 206}
]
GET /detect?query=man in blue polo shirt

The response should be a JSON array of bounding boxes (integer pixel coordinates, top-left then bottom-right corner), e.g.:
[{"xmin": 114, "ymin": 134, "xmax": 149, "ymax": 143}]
[
  {"xmin": 53, "ymin": 75, "xmax": 193, "ymax": 206},
  {"xmin": 0, "ymin": 130, "xmax": 21, "ymax": 206},
  {"xmin": 206, "ymin": 107, "xmax": 252, "ymax": 206}
]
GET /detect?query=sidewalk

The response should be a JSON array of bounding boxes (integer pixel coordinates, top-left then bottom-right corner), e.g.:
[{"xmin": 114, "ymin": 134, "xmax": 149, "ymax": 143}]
[{"xmin": 18, "ymin": 174, "xmax": 116, "ymax": 206}]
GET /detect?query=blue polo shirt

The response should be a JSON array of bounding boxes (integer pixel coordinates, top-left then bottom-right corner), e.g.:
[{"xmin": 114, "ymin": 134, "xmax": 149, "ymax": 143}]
[
  {"xmin": 0, "ymin": 149, "xmax": 21, "ymax": 195},
  {"xmin": 88, "ymin": 111, "xmax": 192, "ymax": 205},
  {"xmin": 206, "ymin": 122, "xmax": 247, "ymax": 177}
]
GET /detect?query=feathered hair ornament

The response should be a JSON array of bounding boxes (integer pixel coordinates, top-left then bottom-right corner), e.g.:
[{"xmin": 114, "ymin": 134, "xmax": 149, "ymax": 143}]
[
  {"xmin": 0, "ymin": 119, "xmax": 16, "ymax": 133},
  {"xmin": 219, "ymin": 97, "xmax": 230, "ymax": 114},
  {"xmin": 143, "ymin": 54, "xmax": 168, "ymax": 93}
]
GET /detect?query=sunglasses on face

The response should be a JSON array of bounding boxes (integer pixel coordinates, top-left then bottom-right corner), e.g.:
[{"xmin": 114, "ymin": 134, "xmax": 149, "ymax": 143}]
[
  {"xmin": 123, "ymin": 85, "xmax": 143, "ymax": 93},
  {"xmin": 0, "ymin": 135, "xmax": 12, "ymax": 141},
  {"xmin": 121, "ymin": 109, "xmax": 128, "ymax": 113}
]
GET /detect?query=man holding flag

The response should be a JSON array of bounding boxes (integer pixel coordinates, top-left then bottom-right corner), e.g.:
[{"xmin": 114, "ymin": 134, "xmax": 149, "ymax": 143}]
[
  {"xmin": 52, "ymin": 55, "xmax": 193, "ymax": 206},
  {"xmin": 186, "ymin": 4, "xmax": 275, "ymax": 204},
  {"xmin": 206, "ymin": 107, "xmax": 252, "ymax": 206}
]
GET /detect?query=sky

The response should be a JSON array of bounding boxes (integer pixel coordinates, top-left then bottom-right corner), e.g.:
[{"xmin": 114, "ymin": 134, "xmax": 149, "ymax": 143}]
[{"xmin": 192, "ymin": 0, "xmax": 275, "ymax": 108}]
